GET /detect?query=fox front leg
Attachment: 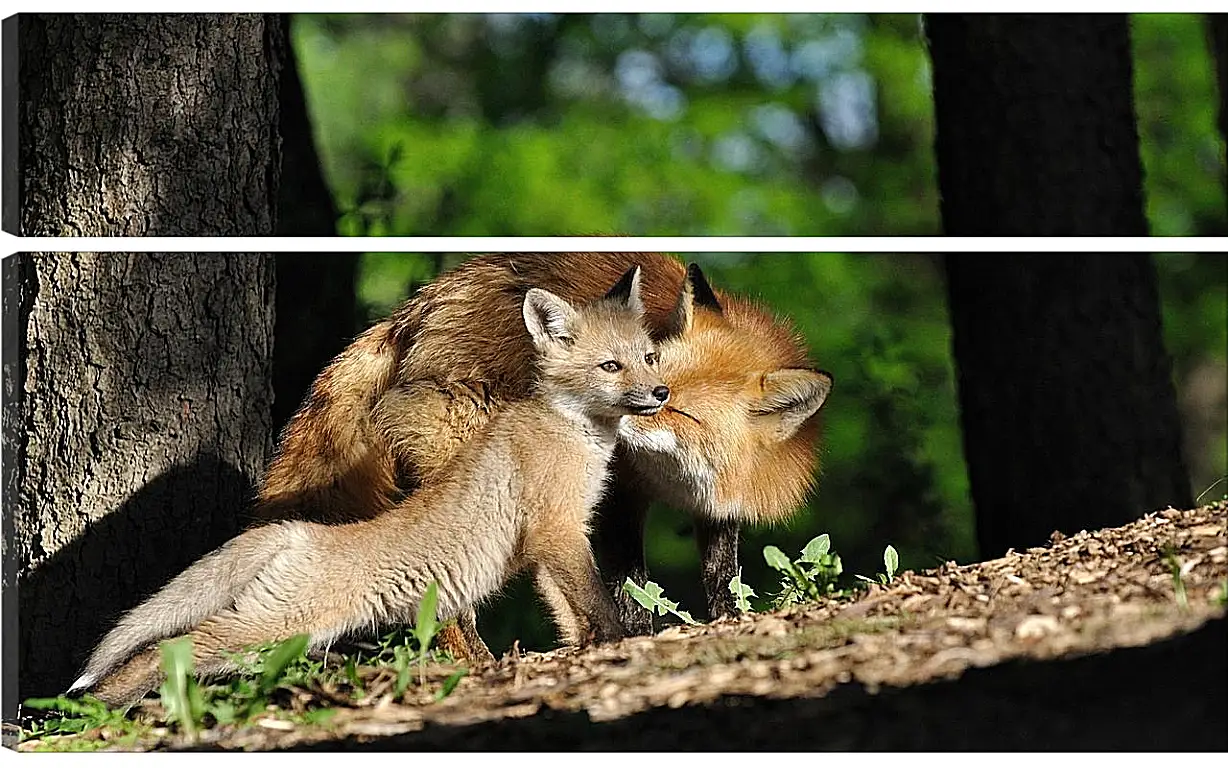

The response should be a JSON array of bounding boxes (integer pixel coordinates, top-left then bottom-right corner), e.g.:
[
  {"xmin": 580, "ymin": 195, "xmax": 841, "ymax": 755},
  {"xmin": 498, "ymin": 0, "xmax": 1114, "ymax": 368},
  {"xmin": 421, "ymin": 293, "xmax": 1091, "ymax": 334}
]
[
  {"xmin": 696, "ymin": 517, "xmax": 741, "ymax": 620},
  {"xmin": 528, "ymin": 531, "xmax": 625, "ymax": 646}
]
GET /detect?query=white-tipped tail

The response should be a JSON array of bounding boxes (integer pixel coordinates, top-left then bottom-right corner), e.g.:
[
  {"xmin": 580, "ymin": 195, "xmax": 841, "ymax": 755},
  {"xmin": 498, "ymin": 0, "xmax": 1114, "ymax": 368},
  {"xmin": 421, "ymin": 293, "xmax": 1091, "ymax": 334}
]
[
  {"xmin": 67, "ymin": 673, "xmax": 96, "ymax": 693},
  {"xmin": 71, "ymin": 523, "xmax": 295, "ymax": 692}
]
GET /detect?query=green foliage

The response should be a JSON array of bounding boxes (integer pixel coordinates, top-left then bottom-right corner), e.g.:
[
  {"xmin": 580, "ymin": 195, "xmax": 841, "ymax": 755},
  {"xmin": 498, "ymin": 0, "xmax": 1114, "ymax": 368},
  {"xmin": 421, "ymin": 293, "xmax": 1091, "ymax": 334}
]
[
  {"xmin": 1163, "ymin": 550, "xmax": 1190, "ymax": 610},
  {"xmin": 435, "ymin": 668, "xmax": 468, "ymax": 702},
  {"xmin": 856, "ymin": 545, "xmax": 900, "ymax": 586},
  {"xmin": 22, "ymin": 586, "xmax": 460, "ymax": 748},
  {"xmin": 764, "ymin": 535, "xmax": 846, "ymax": 606},
  {"xmin": 259, "ymin": 634, "xmax": 312, "ymax": 692},
  {"xmin": 623, "ymin": 578, "xmax": 701, "ymax": 625},
  {"xmin": 20, "ymin": 695, "xmax": 142, "ymax": 744},
  {"xmin": 296, "ymin": 13, "xmax": 1225, "ymax": 240},
  {"xmin": 1131, "ymin": 15, "xmax": 1227, "ymax": 236},
  {"xmin": 728, "ymin": 568, "xmax": 757, "ymax": 613},
  {"xmin": 158, "ymin": 637, "xmax": 205, "ymax": 740},
  {"xmin": 413, "ymin": 581, "xmax": 443, "ymax": 684},
  {"xmin": 884, "ymin": 545, "xmax": 899, "ymax": 581}
]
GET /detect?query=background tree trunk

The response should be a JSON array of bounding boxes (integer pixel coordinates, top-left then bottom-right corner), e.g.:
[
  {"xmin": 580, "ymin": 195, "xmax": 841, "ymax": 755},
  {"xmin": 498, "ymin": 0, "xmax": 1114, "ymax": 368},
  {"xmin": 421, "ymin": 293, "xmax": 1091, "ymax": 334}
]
[
  {"xmin": 945, "ymin": 255, "xmax": 1192, "ymax": 557},
  {"xmin": 1, "ymin": 254, "xmax": 275, "ymax": 711},
  {"xmin": 1210, "ymin": 14, "xmax": 1228, "ymax": 213},
  {"xmin": 16, "ymin": 13, "xmax": 283, "ymax": 236},
  {"xmin": 925, "ymin": 14, "xmax": 1148, "ymax": 235},
  {"xmin": 272, "ymin": 14, "xmax": 357, "ymax": 437}
]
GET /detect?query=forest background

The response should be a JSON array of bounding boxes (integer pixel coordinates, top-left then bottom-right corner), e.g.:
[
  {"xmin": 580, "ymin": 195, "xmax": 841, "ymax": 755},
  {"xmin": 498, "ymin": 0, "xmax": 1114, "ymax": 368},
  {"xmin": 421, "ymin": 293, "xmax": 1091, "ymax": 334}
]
[{"xmin": 283, "ymin": 13, "xmax": 1226, "ymax": 650}]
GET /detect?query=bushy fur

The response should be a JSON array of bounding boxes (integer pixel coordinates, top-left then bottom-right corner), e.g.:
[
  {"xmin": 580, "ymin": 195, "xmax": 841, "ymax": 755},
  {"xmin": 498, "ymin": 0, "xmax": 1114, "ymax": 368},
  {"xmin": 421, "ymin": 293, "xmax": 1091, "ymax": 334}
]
[
  {"xmin": 71, "ymin": 269, "xmax": 666, "ymax": 706},
  {"xmin": 256, "ymin": 252, "xmax": 830, "ymax": 649}
]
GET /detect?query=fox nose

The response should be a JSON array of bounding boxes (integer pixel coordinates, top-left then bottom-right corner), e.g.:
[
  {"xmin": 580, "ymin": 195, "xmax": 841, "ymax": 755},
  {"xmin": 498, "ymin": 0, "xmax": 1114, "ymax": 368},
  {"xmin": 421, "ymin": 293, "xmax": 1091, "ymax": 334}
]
[{"xmin": 652, "ymin": 385, "xmax": 670, "ymax": 403}]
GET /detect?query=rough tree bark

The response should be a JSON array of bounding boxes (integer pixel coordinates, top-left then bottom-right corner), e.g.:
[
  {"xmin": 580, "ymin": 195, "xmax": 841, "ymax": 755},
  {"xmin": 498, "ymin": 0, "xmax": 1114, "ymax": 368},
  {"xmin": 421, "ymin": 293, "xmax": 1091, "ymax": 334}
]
[
  {"xmin": 5, "ymin": 14, "xmax": 285, "ymax": 713},
  {"xmin": 273, "ymin": 14, "xmax": 357, "ymax": 437},
  {"xmin": 945, "ymin": 255, "xmax": 1192, "ymax": 557},
  {"xmin": 2, "ymin": 255, "xmax": 276, "ymax": 707},
  {"xmin": 16, "ymin": 13, "xmax": 283, "ymax": 236},
  {"xmin": 925, "ymin": 14, "xmax": 1148, "ymax": 235}
]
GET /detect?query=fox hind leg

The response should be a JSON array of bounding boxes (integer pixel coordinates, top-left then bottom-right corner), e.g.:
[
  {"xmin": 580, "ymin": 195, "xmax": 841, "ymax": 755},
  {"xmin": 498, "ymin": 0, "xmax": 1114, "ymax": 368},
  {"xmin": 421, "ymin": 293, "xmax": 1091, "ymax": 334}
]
[
  {"xmin": 534, "ymin": 566, "xmax": 586, "ymax": 646},
  {"xmin": 435, "ymin": 609, "xmax": 495, "ymax": 664},
  {"xmin": 89, "ymin": 647, "xmax": 164, "ymax": 708}
]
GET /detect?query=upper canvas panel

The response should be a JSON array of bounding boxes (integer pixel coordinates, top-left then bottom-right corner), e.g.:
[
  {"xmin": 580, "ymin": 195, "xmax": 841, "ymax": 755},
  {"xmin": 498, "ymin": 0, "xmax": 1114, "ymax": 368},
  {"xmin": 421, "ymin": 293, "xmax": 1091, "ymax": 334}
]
[{"xmin": 8, "ymin": 13, "xmax": 1226, "ymax": 237}]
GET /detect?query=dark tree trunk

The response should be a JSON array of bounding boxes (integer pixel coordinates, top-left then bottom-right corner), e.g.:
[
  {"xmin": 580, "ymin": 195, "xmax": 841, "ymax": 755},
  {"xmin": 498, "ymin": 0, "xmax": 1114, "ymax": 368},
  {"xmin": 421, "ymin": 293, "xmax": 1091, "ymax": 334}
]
[
  {"xmin": 925, "ymin": 14, "xmax": 1148, "ymax": 235},
  {"xmin": 272, "ymin": 14, "xmax": 356, "ymax": 437},
  {"xmin": 2, "ymin": 254, "xmax": 275, "ymax": 711},
  {"xmin": 7, "ymin": 14, "xmax": 285, "ymax": 712},
  {"xmin": 15, "ymin": 13, "xmax": 283, "ymax": 236},
  {"xmin": 945, "ymin": 255, "xmax": 1192, "ymax": 558},
  {"xmin": 1210, "ymin": 14, "xmax": 1228, "ymax": 213}
]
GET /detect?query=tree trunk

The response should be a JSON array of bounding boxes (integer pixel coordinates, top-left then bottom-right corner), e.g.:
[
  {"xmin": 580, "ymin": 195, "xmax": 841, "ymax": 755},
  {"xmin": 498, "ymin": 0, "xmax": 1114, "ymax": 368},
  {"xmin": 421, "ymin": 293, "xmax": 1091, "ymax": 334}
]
[
  {"xmin": 272, "ymin": 14, "xmax": 356, "ymax": 437},
  {"xmin": 925, "ymin": 14, "xmax": 1148, "ymax": 235},
  {"xmin": 1210, "ymin": 14, "xmax": 1228, "ymax": 214},
  {"xmin": 15, "ymin": 13, "xmax": 283, "ymax": 236},
  {"xmin": 7, "ymin": 14, "xmax": 285, "ymax": 712},
  {"xmin": 1, "ymin": 254, "xmax": 275, "ymax": 711},
  {"xmin": 945, "ymin": 255, "xmax": 1192, "ymax": 558}
]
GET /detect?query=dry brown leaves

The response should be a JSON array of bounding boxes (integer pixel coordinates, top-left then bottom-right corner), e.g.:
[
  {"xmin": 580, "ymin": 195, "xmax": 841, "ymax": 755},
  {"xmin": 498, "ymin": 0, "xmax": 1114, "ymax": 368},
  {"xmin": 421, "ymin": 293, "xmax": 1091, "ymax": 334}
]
[{"xmin": 22, "ymin": 502, "xmax": 1227, "ymax": 751}]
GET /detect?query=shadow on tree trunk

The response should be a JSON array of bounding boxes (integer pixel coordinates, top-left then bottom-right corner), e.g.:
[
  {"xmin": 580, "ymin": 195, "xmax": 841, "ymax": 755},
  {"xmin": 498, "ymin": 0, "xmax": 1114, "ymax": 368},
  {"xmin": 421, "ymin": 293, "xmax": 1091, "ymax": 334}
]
[{"xmin": 3, "ymin": 454, "xmax": 253, "ymax": 711}]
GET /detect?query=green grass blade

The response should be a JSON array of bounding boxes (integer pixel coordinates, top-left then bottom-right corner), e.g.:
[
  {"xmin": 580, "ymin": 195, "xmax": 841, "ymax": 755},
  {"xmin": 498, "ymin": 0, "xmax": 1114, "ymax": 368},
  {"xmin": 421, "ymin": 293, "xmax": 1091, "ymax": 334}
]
[
  {"xmin": 414, "ymin": 582, "xmax": 441, "ymax": 652},
  {"xmin": 435, "ymin": 668, "xmax": 468, "ymax": 701},
  {"xmin": 158, "ymin": 637, "xmax": 201, "ymax": 740},
  {"xmin": 259, "ymin": 634, "xmax": 310, "ymax": 694}
]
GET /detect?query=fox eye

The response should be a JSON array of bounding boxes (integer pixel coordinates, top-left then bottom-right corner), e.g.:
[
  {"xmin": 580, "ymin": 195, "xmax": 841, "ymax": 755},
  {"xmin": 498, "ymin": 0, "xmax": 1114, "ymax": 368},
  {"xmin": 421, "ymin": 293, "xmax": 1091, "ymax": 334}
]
[
  {"xmin": 644, "ymin": 352, "xmax": 658, "ymax": 366},
  {"xmin": 599, "ymin": 361, "xmax": 622, "ymax": 373}
]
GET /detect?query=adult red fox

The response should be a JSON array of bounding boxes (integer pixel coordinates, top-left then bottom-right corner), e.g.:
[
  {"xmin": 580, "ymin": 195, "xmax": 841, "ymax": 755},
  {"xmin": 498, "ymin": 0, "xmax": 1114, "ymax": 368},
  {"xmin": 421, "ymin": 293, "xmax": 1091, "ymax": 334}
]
[
  {"xmin": 256, "ymin": 253, "xmax": 831, "ymax": 655},
  {"xmin": 71, "ymin": 269, "xmax": 663, "ymax": 705}
]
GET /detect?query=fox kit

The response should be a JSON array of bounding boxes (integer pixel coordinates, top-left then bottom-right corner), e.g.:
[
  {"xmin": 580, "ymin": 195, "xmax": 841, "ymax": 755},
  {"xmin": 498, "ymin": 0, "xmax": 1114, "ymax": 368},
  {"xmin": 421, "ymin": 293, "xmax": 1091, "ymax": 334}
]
[
  {"xmin": 70, "ymin": 268, "xmax": 665, "ymax": 706},
  {"xmin": 258, "ymin": 253, "xmax": 831, "ymax": 656}
]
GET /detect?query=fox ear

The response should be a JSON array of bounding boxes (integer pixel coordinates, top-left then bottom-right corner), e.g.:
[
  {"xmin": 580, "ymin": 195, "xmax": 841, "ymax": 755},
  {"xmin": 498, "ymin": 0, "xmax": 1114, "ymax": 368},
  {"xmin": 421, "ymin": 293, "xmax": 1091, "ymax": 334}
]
[
  {"xmin": 752, "ymin": 369, "xmax": 833, "ymax": 441},
  {"xmin": 523, "ymin": 288, "xmax": 578, "ymax": 348},
  {"xmin": 687, "ymin": 263, "xmax": 723, "ymax": 315},
  {"xmin": 604, "ymin": 265, "xmax": 644, "ymax": 316},
  {"xmin": 662, "ymin": 263, "xmax": 723, "ymax": 339}
]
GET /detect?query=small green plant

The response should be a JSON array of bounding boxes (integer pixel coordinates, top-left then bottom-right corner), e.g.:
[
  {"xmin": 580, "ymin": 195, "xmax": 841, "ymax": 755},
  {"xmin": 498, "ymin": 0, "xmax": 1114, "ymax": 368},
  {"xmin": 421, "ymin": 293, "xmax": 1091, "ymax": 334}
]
[
  {"xmin": 1163, "ymin": 549, "xmax": 1189, "ymax": 610},
  {"xmin": 1216, "ymin": 578, "xmax": 1228, "ymax": 608},
  {"xmin": 192, "ymin": 633, "xmax": 317, "ymax": 728},
  {"xmin": 623, "ymin": 578, "xmax": 700, "ymax": 625},
  {"xmin": 728, "ymin": 568, "xmax": 757, "ymax": 613},
  {"xmin": 435, "ymin": 667, "xmax": 468, "ymax": 702},
  {"xmin": 764, "ymin": 534, "xmax": 845, "ymax": 606},
  {"xmin": 856, "ymin": 545, "xmax": 901, "ymax": 586},
  {"xmin": 158, "ymin": 637, "xmax": 205, "ymax": 741},
  {"xmin": 412, "ymin": 581, "xmax": 442, "ymax": 685},
  {"xmin": 20, "ymin": 694, "xmax": 139, "ymax": 744}
]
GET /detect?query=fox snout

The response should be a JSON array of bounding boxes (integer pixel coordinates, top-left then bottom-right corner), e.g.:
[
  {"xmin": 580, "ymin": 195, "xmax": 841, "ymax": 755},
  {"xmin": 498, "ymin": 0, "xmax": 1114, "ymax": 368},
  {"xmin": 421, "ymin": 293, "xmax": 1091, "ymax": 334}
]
[{"xmin": 621, "ymin": 384, "xmax": 670, "ymax": 415}]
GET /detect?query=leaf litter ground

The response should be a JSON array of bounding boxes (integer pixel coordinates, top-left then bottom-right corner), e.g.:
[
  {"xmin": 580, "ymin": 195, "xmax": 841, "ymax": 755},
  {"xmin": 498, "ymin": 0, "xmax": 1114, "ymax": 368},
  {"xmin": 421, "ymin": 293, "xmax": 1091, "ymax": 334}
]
[{"xmin": 15, "ymin": 502, "xmax": 1226, "ymax": 751}]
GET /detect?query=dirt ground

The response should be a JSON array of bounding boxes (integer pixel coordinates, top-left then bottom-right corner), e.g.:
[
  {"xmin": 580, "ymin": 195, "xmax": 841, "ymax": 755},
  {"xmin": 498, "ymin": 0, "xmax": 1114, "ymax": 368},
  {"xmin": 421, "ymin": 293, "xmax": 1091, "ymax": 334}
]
[{"xmin": 16, "ymin": 502, "xmax": 1227, "ymax": 751}]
